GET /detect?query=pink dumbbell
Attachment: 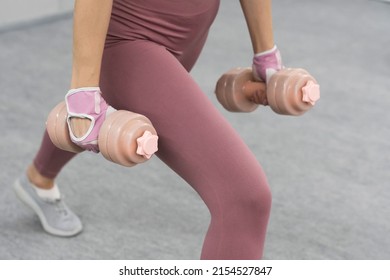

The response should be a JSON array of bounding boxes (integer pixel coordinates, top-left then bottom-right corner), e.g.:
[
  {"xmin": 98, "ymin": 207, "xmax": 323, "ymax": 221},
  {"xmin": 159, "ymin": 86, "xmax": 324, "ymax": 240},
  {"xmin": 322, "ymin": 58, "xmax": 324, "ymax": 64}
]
[
  {"xmin": 46, "ymin": 102, "xmax": 158, "ymax": 167},
  {"xmin": 215, "ymin": 67, "xmax": 320, "ymax": 115}
]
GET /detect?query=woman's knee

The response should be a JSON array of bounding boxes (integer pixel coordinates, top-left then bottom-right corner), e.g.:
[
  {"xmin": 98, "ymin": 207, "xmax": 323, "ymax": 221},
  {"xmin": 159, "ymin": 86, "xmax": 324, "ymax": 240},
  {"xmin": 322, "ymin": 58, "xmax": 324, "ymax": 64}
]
[
  {"xmin": 238, "ymin": 178, "xmax": 272, "ymax": 220},
  {"xmin": 208, "ymin": 172, "xmax": 272, "ymax": 226}
]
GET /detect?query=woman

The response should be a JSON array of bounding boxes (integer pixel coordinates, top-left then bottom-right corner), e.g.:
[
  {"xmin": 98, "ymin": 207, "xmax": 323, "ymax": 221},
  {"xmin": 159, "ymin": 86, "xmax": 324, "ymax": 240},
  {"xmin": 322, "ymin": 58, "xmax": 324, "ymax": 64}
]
[{"xmin": 15, "ymin": 0, "xmax": 282, "ymax": 259}]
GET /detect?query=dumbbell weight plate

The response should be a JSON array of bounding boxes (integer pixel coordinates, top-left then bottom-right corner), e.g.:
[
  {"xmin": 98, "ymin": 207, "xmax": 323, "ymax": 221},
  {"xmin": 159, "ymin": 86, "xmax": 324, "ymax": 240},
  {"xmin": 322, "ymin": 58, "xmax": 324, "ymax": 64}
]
[
  {"xmin": 98, "ymin": 110, "xmax": 157, "ymax": 167},
  {"xmin": 215, "ymin": 67, "xmax": 259, "ymax": 112},
  {"xmin": 46, "ymin": 101, "xmax": 84, "ymax": 153}
]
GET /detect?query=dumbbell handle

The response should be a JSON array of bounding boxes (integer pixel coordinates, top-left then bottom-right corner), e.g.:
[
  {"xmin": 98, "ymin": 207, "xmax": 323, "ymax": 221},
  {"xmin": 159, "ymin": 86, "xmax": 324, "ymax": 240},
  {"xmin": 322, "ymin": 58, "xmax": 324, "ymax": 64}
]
[{"xmin": 241, "ymin": 79, "xmax": 268, "ymax": 105}]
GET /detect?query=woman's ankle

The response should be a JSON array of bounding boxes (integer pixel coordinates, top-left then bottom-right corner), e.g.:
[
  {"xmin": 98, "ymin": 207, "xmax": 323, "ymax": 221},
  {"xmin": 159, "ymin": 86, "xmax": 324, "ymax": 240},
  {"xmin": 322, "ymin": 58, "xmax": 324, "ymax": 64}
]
[{"xmin": 27, "ymin": 164, "xmax": 55, "ymax": 189}]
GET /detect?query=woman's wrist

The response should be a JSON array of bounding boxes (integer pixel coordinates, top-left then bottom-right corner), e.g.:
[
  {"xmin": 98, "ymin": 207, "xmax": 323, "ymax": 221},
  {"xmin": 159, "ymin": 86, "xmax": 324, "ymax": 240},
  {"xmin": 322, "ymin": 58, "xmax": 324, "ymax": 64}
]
[{"xmin": 70, "ymin": 67, "xmax": 100, "ymax": 88}]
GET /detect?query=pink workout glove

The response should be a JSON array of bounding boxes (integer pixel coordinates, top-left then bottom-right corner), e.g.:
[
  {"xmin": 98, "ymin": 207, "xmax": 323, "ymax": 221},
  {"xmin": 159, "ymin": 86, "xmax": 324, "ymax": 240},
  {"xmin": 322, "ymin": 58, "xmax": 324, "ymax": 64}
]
[
  {"xmin": 252, "ymin": 45, "xmax": 283, "ymax": 84},
  {"xmin": 65, "ymin": 87, "xmax": 116, "ymax": 153}
]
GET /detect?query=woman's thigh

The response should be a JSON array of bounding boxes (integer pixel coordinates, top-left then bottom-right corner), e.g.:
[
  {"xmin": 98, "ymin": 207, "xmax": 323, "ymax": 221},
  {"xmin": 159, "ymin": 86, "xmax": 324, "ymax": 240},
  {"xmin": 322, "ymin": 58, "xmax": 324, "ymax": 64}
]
[{"xmin": 100, "ymin": 40, "xmax": 268, "ymax": 208}]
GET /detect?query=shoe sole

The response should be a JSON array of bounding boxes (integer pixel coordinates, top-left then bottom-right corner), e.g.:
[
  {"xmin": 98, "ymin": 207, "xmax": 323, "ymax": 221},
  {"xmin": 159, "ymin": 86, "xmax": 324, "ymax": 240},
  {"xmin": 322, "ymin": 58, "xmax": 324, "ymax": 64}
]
[{"xmin": 13, "ymin": 180, "xmax": 82, "ymax": 237}]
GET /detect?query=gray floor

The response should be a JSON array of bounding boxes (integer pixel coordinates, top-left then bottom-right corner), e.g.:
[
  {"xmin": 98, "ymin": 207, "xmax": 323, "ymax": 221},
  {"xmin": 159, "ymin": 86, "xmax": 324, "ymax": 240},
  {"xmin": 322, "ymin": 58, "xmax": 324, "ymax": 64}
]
[{"xmin": 1, "ymin": 0, "xmax": 389, "ymax": 260}]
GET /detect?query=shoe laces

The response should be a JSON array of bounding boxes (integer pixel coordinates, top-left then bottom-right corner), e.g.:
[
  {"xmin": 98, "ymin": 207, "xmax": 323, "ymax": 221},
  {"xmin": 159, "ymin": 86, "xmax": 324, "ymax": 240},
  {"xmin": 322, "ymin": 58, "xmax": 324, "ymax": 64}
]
[{"xmin": 45, "ymin": 197, "xmax": 69, "ymax": 216}]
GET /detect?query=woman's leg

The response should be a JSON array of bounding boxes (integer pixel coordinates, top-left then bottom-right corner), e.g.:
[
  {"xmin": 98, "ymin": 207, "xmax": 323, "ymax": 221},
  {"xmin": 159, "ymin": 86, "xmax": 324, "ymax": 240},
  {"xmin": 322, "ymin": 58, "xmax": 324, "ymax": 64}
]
[
  {"xmin": 14, "ymin": 130, "xmax": 82, "ymax": 237},
  {"xmin": 32, "ymin": 131, "xmax": 77, "ymax": 181},
  {"xmin": 101, "ymin": 41, "xmax": 272, "ymax": 259}
]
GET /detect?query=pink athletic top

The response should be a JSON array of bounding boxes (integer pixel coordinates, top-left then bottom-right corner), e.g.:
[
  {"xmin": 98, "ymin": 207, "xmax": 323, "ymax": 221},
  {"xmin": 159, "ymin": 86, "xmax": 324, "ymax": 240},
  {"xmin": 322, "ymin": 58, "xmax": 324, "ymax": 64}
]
[{"xmin": 106, "ymin": 0, "xmax": 220, "ymax": 58}]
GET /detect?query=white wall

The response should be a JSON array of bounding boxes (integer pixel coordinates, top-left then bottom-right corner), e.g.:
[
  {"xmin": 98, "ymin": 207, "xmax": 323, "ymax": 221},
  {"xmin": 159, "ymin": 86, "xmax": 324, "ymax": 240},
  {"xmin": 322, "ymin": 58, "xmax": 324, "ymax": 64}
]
[{"xmin": 0, "ymin": 0, "xmax": 73, "ymax": 29}]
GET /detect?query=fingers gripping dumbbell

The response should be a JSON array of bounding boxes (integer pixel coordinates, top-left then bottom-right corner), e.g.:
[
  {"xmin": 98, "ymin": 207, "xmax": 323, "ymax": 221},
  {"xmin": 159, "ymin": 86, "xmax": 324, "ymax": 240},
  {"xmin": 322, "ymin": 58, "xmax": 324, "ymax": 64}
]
[
  {"xmin": 46, "ymin": 102, "xmax": 158, "ymax": 167},
  {"xmin": 215, "ymin": 67, "xmax": 320, "ymax": 115}
]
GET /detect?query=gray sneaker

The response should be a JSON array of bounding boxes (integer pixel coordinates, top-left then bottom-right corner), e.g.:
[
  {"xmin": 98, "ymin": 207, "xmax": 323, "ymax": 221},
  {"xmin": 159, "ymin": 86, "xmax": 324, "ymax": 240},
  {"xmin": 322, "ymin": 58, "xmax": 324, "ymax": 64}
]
[{"xmin": 14, "ymin": 175, "xmax": 83, "ymax": 237}]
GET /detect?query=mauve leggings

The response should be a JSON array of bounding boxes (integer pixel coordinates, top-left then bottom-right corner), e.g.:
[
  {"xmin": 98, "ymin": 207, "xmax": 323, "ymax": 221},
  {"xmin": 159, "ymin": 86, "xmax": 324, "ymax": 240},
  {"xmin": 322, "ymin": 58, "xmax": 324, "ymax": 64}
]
[{"xmin": 33, "ymin": 0, "xmax": 272, "ymax": 259}]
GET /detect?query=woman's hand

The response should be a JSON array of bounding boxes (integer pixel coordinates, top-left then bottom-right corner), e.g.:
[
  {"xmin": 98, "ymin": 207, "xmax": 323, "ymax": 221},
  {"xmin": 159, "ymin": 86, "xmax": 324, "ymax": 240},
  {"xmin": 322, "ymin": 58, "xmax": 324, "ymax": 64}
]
[
  {"xmin": 252, "ymin": 45, "xmax": 283, "ymax": 83},
  {"xmin": 65, "ymin": 87, "xmax": 115, "ymax": 153}
]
